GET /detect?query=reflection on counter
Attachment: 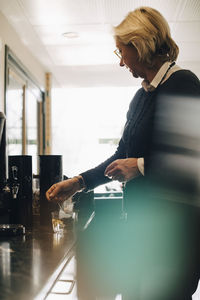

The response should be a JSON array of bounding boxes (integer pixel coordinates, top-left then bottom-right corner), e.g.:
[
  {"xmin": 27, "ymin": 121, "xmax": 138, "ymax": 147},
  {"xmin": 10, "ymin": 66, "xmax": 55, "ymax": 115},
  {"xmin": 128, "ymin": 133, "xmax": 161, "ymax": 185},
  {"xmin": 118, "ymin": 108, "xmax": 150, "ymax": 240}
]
[
  {"xmin": 0, "ymin": 216, "xmax": 75, "ymax": 300},
  {"xmin": 0, "ymin": 242, "xmax": 11, "ymax": 284},
  {"xmin": 38, "ymin": 253, "xmax": 77, "ymax": 300}
]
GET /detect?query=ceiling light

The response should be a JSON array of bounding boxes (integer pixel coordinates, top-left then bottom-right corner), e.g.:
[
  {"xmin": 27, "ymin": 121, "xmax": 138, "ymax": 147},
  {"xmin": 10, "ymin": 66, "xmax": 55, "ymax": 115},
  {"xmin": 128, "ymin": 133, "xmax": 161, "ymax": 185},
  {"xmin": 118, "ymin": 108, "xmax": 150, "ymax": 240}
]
[{"xmin": 62, "ymin": 32, "xmax": 79, "ymax": 38}]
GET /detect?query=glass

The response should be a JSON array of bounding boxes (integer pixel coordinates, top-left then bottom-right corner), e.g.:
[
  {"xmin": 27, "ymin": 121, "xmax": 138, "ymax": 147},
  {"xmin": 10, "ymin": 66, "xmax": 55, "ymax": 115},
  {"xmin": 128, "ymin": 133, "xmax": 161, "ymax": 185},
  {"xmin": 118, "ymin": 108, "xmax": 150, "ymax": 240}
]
[
  {"xmin": 114, "ymin": 48, "xmax": 122, "ymax": 59},
  {"xmin": 51, "ymin": 211, "xmax": 64, "ymax": 233},
  {"xmin": 58, "ymin": 198, "xmax": 78, "ymax": 222}
]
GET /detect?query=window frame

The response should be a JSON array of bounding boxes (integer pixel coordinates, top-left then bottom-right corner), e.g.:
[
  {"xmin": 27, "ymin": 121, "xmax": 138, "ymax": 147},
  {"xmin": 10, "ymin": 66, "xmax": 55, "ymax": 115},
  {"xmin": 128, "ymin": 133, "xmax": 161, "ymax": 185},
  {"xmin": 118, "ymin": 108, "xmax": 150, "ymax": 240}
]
[{"xmin": 4, "ymin": 45, "xmax": 45, "ymax": 173}]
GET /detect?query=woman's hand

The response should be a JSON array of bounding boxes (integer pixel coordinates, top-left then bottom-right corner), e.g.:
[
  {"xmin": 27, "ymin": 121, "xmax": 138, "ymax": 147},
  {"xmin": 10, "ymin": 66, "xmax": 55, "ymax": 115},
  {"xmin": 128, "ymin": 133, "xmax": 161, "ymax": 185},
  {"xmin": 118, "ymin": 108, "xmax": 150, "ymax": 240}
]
[
  {"xmin": 46, "ymin": 177, "xmax": 81, "ymax": 203},
  {"xmin": 104, "ymin": 158, "xmax": 141, "ymax": 182}
]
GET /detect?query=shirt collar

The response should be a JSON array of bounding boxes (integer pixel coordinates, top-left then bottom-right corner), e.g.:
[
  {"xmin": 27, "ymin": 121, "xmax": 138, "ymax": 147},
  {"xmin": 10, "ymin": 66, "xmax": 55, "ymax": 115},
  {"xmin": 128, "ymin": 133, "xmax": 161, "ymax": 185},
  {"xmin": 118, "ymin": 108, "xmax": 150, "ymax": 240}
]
[{"xmin": 142, "ymin": 61, "xmax": 177, "ymax": 92}]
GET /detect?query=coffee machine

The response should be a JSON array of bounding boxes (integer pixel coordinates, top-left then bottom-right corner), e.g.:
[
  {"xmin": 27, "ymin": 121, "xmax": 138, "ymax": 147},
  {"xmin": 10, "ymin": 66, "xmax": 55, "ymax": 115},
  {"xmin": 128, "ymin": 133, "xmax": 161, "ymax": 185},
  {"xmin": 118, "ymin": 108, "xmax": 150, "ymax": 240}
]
[
  {"xmin": 0, "ymin": 112, "xmax": 6, "ymax": 188},
  {"xmin": 0, "ymin": 113, "xmax": 65, "ymax": 231},
  {"xmin": 0, "ymin": 112, "xmax": 8, "ymax": 223},
  {"xmin": 0, "ymin": 112, "xmax": 32, "ymax": 228},
  {"xmin": 8, "ymin": 155, "xmax": 33, "ymax": 227}
]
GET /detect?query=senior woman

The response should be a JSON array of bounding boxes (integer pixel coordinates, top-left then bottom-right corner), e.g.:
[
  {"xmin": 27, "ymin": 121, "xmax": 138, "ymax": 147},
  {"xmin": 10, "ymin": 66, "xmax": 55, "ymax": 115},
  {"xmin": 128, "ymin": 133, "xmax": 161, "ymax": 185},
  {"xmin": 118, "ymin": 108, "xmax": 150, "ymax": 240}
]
[{"xmin": 46, "ymin": 7, "xmax": 200, "ymax": 300}]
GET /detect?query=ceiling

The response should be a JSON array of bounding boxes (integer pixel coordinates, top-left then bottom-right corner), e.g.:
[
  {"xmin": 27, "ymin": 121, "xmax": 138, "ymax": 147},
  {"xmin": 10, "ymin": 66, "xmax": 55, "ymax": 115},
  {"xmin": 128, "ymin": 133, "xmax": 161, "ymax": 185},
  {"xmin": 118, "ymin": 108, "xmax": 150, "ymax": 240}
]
[{"xmin": 0, "ymin": 0, "xmax": 200, "ymax": 88}]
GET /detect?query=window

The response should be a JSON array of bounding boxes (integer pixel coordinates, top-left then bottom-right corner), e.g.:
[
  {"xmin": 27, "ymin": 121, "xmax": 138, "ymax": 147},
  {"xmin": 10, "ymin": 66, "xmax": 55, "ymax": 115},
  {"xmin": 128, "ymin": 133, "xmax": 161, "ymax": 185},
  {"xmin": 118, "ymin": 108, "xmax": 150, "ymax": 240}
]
[
  {"xmin": 52, "ymin": 86, "xmax": 139, "ymax": 192},
  {"xmin": 4, "ymin": 46, "xmax": 45, "ymax": 174}
]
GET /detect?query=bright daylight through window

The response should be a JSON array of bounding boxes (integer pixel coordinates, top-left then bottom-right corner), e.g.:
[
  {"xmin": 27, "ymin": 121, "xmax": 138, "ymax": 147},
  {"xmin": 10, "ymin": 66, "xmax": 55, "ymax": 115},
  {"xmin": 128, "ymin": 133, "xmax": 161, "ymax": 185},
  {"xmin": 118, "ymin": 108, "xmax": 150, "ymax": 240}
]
[{"xmin": 52, "ymin": 86, "xmax": 139, "ymax": 192}]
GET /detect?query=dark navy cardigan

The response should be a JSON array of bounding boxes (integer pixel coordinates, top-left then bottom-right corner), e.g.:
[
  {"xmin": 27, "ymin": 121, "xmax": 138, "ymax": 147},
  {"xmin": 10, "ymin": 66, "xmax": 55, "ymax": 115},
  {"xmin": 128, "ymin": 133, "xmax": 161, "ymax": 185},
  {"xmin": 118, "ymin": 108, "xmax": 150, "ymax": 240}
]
[{"xmin": 80, "ymin": 70, "xmax": 200, "ymax": 191}]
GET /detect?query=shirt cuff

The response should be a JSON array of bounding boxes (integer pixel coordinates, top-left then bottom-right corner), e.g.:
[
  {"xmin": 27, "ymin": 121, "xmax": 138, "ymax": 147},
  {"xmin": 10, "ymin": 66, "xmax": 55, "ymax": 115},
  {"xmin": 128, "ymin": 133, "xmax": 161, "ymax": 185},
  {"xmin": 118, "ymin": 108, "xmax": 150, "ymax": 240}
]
[{"xmin": 137, "ymin": 157, "xmax": 144, "ymax": 175}]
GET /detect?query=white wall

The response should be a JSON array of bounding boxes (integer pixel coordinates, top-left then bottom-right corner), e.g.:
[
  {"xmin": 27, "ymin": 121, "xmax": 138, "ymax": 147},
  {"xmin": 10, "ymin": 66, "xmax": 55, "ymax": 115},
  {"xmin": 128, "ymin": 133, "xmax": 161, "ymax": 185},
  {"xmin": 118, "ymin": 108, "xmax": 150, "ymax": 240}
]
[{"xmin": 0, "ymin": 11, "xmax": 46, "ymax": 111}]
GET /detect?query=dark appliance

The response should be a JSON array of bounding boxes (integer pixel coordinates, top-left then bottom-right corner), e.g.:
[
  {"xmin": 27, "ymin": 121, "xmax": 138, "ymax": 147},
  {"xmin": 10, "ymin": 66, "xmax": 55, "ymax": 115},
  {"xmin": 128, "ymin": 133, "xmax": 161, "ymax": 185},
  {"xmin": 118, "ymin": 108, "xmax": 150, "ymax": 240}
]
[
  {"xmin": 39, "ymin": 155, "xmax": 63, "ymax": 227},
  {"xmin": 0, "ymin": 224, "xmax": 25, "ymax": 236},
  {"xmin": 0, "ymin": 112, "xmax": 6, "ymax": 188},
  {"xmin": 8, "ymin": 155, "xmax": 32, "ymax": 227},
  {"xmin": 0, "ymin": 112, "xmax": 5, "ymax": 141},
  {"xmin": 0, "ymin": 112, "xmax": 9, "ymax": 222}
]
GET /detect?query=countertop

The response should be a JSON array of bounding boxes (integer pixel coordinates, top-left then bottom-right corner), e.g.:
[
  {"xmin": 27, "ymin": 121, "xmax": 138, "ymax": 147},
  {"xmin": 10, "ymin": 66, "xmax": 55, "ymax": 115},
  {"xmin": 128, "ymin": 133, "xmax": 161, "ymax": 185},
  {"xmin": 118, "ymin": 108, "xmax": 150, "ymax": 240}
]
[{"xmin": 0, "ymin": 216, "xmax": 76, "ymax": 300}]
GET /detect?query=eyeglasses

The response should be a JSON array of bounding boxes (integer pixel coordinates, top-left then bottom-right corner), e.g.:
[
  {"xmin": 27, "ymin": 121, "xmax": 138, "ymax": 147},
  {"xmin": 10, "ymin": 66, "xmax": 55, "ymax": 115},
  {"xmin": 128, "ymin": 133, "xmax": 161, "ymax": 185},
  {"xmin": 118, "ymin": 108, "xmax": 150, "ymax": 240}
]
[{"xmin": 114, "ymin": 48, "xmax": 122, "ymax": 59}]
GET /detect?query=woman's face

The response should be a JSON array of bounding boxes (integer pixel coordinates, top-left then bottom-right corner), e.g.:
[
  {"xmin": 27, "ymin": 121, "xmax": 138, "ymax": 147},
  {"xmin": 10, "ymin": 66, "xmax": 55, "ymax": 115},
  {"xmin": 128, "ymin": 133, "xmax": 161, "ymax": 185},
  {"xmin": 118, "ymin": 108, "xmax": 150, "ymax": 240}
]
[{"xmin": 116, "ymin": 42, "xmax": 147, "ymax": 79}]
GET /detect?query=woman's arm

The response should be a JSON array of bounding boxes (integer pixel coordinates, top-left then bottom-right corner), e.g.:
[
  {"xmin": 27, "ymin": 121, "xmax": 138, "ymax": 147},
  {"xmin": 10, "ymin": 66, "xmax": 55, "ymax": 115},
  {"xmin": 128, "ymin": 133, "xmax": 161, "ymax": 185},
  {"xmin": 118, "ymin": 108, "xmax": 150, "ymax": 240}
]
[{"xmin": 46, "ymin": 138, "xmax": 127, "ymax": 202}]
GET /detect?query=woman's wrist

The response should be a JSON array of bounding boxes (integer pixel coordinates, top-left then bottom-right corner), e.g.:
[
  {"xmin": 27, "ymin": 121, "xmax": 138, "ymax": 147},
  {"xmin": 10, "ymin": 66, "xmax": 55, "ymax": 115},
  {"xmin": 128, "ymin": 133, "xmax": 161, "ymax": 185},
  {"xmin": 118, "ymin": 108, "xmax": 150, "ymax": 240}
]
[{"xmin": 73, "ymin": 175, "xmax": 86, "ymax": 191}]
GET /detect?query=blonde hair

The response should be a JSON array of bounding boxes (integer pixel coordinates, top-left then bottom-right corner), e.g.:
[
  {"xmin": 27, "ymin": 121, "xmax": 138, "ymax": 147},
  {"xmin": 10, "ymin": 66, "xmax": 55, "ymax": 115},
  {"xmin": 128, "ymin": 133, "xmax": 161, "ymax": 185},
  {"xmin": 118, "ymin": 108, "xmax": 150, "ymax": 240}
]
[{"xmin": 114, "ymin": 7, "xmax": 179, "ymax": 68}]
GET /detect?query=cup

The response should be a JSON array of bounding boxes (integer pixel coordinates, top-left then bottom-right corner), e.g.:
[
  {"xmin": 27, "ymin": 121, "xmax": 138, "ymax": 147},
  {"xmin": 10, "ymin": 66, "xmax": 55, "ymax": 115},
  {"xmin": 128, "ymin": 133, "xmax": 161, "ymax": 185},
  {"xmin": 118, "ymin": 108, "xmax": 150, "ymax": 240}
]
[{"xmin": 51, "ymin": 211, "xmax": 63, "ymax": 233}]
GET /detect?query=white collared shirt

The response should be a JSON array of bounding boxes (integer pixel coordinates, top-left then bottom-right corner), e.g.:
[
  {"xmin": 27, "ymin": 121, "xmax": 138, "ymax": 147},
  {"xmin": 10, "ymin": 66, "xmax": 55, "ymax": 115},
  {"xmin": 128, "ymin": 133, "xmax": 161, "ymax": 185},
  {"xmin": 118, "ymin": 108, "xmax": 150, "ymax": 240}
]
[
  {"xmin": 142, "ymin": 61, "xmax": 181, "ymax": 92},
  {"xmin": 137, "ymin": 61, "xmax": 181, "ymax": 175}
]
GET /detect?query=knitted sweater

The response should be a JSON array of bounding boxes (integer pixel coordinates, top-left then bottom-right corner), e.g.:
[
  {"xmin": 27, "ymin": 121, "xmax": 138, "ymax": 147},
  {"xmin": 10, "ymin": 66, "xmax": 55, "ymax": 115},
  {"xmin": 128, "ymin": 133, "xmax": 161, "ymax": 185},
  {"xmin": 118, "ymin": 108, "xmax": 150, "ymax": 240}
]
[{"xmin": 80, "ymin": 70, "xmax": 200, "ymax": 191}]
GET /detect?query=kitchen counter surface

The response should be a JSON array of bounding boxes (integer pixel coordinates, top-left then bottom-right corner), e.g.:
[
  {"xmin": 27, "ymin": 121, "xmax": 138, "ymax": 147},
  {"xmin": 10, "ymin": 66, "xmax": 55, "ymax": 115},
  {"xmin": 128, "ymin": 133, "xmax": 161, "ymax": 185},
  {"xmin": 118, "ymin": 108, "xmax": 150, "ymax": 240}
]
[{"xmin": 0, "ymin": 217, "xmax": 76, "ymax": 300}]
